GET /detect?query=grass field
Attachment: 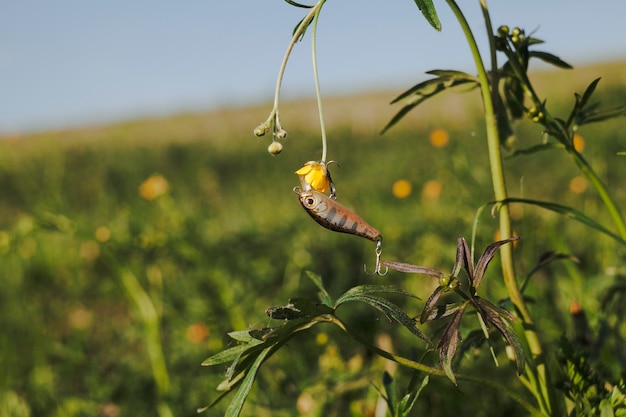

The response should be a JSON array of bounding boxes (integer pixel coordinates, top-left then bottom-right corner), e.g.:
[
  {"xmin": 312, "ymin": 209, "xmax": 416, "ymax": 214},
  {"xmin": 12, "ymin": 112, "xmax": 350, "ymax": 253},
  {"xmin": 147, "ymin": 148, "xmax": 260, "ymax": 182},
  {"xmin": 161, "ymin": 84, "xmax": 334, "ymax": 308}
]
[{"xmin": 0, "ymin": 60, "xmax": 625, "ymax": 417}]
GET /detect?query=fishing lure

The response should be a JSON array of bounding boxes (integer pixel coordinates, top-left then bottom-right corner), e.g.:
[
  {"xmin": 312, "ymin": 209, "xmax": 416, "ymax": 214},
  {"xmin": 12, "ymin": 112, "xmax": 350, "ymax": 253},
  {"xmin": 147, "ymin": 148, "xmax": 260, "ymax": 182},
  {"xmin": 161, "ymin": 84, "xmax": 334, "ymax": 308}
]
[
  {"xmin": 294, "ymin": 187, "xmax": 386, "ymax": 275},
  {"xmin": 295, "ymin": 188, "xmax": 381, "ymax": 241}
]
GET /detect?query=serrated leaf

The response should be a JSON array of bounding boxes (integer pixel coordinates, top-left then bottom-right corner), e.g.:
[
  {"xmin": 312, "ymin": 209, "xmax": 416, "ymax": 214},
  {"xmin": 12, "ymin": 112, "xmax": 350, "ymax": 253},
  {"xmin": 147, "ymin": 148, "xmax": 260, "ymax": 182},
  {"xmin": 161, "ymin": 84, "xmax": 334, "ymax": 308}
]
[
  {"xmin": 338, "ymin": 291, "xmax": 430, "ymax": 344},
  {"xmin": 335, "ymin": 285, "xmax": 420, "ymax": 307},
  {"xmin": 474, "ymin": 298, "xmax": 525, "ymax": 374},
  {"xmin": 381, "ymin": 261, "xmax": 444, "ymax": 278},
  {"xmin": 457, "ymin": 236, "xmax": 473, "ymax": 279},
  {"xmin": 473, "ymin": 237, "xmax": 519, "ymax": 290},
  {"xmin": 412, "ymin": 0, "xmax": 441, "ymax": 31},
  {"xmin": 305, "ymin": 270, "xmax": 333, "ymax": 306},
  {"xmin": 438, "ymin": 307, "xmax": 465, "ymax": 384},
  {"xmin": 529, "ymin": 51, "xmax": 573, "ymax": 69},
  {"xmin": 421, "ymin": 297, "xmax": 463, "ymax": 324},
  {"xmin": 497, "ymin": 198, "xmax": 626, "ymax": 246}
]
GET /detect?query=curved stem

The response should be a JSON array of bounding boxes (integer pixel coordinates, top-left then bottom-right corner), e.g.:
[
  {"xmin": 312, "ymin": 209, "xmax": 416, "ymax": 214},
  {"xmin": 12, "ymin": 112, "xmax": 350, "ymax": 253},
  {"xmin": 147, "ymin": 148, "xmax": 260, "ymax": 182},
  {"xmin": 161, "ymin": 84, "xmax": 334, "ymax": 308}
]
[
  {"xmin": 269, "ymin": 2, "xmax": 324, "ymax": 121},
  {"xmin": 444, "ymin": 0, "xmax": 552, "ymax": 414},
  {"xmin": 311, "ymin": 1, "xmax": 328, "ymax": 162}
]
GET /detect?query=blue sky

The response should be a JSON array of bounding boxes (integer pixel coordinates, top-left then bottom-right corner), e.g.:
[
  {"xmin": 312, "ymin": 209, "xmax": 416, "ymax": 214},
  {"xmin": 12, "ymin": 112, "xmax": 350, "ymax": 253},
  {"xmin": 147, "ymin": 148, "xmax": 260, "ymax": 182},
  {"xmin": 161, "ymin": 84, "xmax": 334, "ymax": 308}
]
[{"xmin": 1, "ymin": 0, "xmax": 625, "ymax": 135}]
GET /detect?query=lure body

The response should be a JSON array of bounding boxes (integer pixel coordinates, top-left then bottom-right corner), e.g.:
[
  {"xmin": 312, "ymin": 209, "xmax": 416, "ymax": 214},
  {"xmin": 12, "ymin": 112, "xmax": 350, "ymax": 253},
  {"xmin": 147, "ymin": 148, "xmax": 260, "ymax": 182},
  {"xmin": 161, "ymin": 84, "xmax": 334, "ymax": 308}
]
[{"xmin": 297, "ymin": 189, "xmax": 381, "ymax": 242}]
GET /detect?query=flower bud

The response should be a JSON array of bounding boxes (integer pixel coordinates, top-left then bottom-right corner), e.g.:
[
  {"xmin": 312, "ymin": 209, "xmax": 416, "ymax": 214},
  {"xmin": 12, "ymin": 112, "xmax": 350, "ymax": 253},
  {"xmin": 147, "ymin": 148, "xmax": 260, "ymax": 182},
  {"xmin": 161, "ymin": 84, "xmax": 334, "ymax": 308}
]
[
  {"xmin": 254, "ymin": 123, "xmax": 269, "ymax": 137},
  {"xmin": 267, "ymin": 141, "xmax": 283, "ymax": 155},
  {"xmin": 275, "ymin": 128, "xmax": 288, "ymax": 140},
  {"xmin": 497, "ymin": 25, "xmax": 509, "ymax": 37}
]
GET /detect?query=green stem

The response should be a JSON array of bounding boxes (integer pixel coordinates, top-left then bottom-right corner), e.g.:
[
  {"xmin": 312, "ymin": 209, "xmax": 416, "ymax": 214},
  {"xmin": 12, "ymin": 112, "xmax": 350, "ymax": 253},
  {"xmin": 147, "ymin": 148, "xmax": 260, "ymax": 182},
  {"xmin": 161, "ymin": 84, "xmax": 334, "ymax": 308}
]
[
  {"xmin": 268, "ymin": 2, "xmax": 324, "ymax": 123},
  {"xmin": 311, "ymin": 1, "xmax": 328, "ymax": 162},
  {"xmin": 445, "ymin": 0, "xmax": 552, "ymax": 414},
  {"xmin": 571, "ymin": 151, "xmax": 626, "ymax": 239},
  {"xmin": 119, "ymin": 269, "xmax": 172, "ymax": 417}
]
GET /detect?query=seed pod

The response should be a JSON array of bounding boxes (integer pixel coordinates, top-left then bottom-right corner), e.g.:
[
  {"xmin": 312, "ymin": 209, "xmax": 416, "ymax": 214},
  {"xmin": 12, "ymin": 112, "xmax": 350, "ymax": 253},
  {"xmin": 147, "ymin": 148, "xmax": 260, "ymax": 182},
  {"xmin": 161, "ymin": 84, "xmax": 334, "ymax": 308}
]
[{"xmin": 297, "ymin": 189, "xmax": 381, "ymax": 242}]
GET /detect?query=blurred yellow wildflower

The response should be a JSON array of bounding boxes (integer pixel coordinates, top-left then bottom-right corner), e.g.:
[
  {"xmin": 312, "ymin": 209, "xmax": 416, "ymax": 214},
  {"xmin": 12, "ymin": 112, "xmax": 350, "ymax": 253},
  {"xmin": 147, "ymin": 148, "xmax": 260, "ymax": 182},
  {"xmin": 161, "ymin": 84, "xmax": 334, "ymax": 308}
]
[
  {"xmin": 422, "ymin": 179, "xmax": 443, "ymax": 201},
  {"xmin": 573, "ymin": 133, "xmax": 585, "ymax": 153},
  {"xmin": 569, "ymin": 175, "xmax": 587, "ymax": 194},
  {"xmin": 429, "ymin": 128, "xmax": 450, "ymax": 148},
  {"xmin": 295, "ymin": 161, "xmax": 331, "ymax": 193},
  {"xmin": 392, "ymin": 179, "xmax": 412, "ymax": 199},
  {"xmin": 95, "ymin": 226, "xmax": 111, "ymax": 243},
  {"xmin": 138, "ymin": 174, "xmax": 169, "ymax": 200},
  {"xmin": 186, "ymin": 322, "xmax": 209, "ymax": 344}
]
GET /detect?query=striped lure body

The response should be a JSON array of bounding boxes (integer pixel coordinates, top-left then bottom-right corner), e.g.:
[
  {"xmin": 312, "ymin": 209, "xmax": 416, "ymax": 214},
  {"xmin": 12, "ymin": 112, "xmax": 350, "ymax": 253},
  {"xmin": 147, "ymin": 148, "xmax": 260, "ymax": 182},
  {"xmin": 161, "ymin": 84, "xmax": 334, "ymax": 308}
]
[{"xmin": 297, "ymin": 189, "xmax": 381, "ymax": 242}]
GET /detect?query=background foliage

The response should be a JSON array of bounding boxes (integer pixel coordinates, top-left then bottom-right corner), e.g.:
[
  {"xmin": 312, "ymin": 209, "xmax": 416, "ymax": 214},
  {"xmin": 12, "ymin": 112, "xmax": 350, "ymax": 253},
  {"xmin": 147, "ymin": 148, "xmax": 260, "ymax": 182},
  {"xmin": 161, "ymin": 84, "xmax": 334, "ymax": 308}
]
[{"xmin": 0, "ymin": 61, "xmax": 624, "ymax": 416}]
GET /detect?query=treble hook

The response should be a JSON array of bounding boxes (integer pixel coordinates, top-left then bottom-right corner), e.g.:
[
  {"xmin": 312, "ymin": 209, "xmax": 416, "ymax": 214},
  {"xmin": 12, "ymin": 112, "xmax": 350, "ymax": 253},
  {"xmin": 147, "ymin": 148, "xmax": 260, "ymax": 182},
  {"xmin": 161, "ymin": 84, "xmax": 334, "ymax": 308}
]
[{"xmin": 364, "ymin": 238, "xmax": 388, "ymax": 276}]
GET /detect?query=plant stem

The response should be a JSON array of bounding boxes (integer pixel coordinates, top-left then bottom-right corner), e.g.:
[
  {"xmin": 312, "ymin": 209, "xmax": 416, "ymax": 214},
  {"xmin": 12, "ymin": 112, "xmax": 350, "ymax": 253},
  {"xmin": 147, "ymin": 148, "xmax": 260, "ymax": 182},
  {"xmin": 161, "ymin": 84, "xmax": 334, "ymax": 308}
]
[
  {"xmin": 119, "ymin": 268, "xmax": 173, "ymax": 417},
  {"xmin": 311, "ymin": 1, "xmax": 328, "ymax": 162},
  {"xmin": 445, "ymin": 0, "xmax": 552, "ymax": 414},
  {"xmin": 269, "ymin": 2, "xmax": 324, "ymax": 125}
]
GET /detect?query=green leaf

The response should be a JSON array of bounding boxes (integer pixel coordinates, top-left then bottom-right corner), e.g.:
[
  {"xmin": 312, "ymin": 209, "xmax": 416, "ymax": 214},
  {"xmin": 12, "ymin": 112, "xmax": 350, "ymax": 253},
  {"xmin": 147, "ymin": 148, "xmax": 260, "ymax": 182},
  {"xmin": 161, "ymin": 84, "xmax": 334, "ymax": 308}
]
[
  {"xmin": 578, "ymin": 106, "xmax": 626, "ymax": 126},
  {"xmin": 335, "ymin": 285, "xmax": 420, "ymax": 306},
  {"xmin": 283, "ymin": 0, "xmax": 313, "ymax": 8},
  {"xmin": 224, "ymin": 347, "xmax": 272, "ymax": 417},
  {"xmin": 292, "ymin": 16, "xmax": 313, "ymax": 41},
  {"xmin": 305, "ymin": 270, "xmax": 333, "ymax": 306},
  {"xmin": 502, "ymin": 76, "xmax": 526, "ymax": 120},
  {"xmin": 336, "ymin": 288, "xmax": 430, "ymax": 344},
  {"xmin": 228, "ymin": 330, "xmax": 266, "ymax": 344},
  {"xmin": 383, "ymin": 371, "xmax": 398, "ymax": 417},
  {"xmin": 507, "ymin": 142, "xmax": 564, "ymax": 158},
  {"xmin": 266, "ymin": 298, "xmax": 332, "ymax": 320},
  {"xmin": 382, "ymin": 72, "xmax": 478, "ymax": 133},
  {"xmin": 201, "ymin": 344, "xmax": 252, "ymax": 367},
  {"xmin": 399, "ymin": 375, "xmax": 429, "ymax": 417},
  {"xmin": 567, "ymin": 78, "xmax": 601, "ymax": 127},
  {"xmin": 412, "ymin": 0, "xmax": 441, "ymax": 31},
  {"xmin": 529, "ymin": 51, "xmax": 573, "ymax": 69},
  {"xmin": 580, "ymin": 77, "xmax": 601, "ymax": 107},
  {"xmin": 497, "ymin": 198, "xmax": 626, "ymax": 246}
]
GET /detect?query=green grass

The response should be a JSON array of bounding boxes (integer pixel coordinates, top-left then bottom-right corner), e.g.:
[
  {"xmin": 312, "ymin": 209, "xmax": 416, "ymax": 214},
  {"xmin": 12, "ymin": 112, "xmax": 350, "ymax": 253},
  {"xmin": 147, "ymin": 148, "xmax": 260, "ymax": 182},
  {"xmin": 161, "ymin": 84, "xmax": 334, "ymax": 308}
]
[{"xmin": 0, "ymin": 61, "xmax": 625, "ymax": 417}]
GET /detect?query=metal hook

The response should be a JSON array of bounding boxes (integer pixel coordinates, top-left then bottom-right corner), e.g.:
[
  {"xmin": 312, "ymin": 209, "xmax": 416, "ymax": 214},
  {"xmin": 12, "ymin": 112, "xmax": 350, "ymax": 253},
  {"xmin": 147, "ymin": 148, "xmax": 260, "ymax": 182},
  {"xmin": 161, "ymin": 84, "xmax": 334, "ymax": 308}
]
[{"xmin": 364, "ymin": 238, "xmax": 388, "ymax": 276}]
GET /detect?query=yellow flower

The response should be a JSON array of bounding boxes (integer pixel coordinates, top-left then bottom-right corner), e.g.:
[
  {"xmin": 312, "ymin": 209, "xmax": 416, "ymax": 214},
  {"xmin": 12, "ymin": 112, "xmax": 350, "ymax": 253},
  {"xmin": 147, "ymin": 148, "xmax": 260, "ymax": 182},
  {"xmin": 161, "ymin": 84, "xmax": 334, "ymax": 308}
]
[
  {"xmin": 295, "ymin": 161, "xmax": 331, "ymax": 193},
  {"xmin": 138, "ymin": 174, "xmax": 169, "ymax": 200},
  {"xmin": 392, "ymin": 179, "xmax": 412, "ymax": 198}
]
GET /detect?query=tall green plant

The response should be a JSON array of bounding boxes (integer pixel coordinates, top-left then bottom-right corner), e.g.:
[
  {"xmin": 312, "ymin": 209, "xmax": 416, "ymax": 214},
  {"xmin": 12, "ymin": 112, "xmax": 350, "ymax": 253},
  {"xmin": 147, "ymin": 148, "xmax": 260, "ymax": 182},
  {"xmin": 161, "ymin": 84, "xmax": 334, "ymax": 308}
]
[{"xmin": 202, "ymin": 1, "xmax": 626, "ymax": 416}]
